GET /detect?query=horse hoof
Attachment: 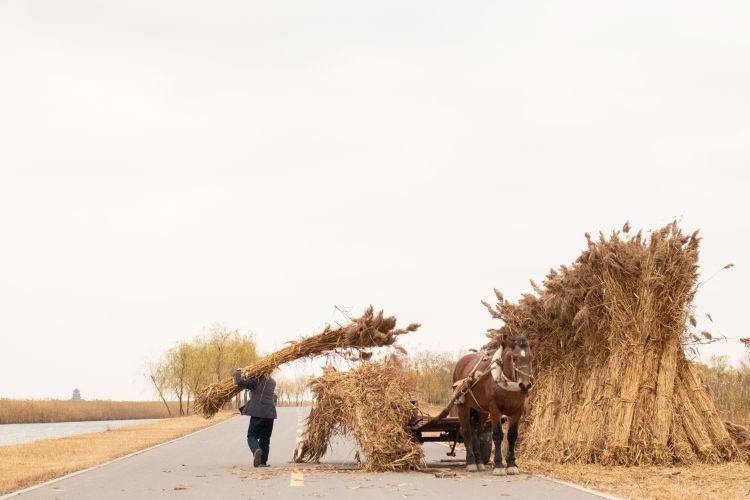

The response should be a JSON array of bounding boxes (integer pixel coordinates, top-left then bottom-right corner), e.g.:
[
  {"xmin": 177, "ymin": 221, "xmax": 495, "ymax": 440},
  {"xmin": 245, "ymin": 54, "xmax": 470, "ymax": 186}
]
[
  {"xmin": 506, "ymin": 466, "xmax": 519, "ymax": 475},
  {"xmin": 466, "ymin": 464, "xmax": 478, "ymax": 472},
  {"xmin": 492, "ymin": 468, "xmax": 506, "ymax": 476},
  {"xmin": 477, "ymin": 464, "xmax": 485, "ymax": 471}
]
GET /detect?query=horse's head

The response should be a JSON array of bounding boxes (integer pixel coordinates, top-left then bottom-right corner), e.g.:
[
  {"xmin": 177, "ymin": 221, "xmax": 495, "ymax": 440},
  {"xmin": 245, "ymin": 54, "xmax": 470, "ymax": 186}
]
[{"xmin": 502, "ymin": 335, "xmax": 535, "ymax": 394}]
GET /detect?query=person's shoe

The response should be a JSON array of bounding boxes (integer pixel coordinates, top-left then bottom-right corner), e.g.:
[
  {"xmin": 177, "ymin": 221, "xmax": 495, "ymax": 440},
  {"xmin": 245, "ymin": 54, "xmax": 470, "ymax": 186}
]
[
  {"xmin": 258, "ymin": 463, "xmax": 270, "ymax": 468},
  {"xmin": 253, "ymin": 449, "xmax": 262, "ymax": 467}
]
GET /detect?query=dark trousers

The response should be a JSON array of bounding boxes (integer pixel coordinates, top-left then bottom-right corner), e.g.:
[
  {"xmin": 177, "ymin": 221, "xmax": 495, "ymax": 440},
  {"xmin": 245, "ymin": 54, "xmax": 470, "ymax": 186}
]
[{"xmin": 247, "ymin": 416, "xmax": 274, "ymax": 464}]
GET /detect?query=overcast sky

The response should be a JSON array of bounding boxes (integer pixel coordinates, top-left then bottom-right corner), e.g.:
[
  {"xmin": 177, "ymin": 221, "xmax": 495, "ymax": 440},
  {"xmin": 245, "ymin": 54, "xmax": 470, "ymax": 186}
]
[{"xmin": 1, "ymin": 0, "xmax": 748, "ymax": 400}]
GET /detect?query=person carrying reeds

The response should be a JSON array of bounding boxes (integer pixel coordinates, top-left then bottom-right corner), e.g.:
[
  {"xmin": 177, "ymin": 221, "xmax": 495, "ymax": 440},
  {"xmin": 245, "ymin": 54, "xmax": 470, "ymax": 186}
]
[{"xmin": 233, "ymin": 369, "xmax": 277, "ymax": 468}]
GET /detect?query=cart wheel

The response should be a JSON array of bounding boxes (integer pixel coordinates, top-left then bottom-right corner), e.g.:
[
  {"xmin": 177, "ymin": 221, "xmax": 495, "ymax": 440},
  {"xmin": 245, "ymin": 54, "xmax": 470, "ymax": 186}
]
[{"xmin": 480, "ymin": 430, "xmax": 492, "ymax": 465}]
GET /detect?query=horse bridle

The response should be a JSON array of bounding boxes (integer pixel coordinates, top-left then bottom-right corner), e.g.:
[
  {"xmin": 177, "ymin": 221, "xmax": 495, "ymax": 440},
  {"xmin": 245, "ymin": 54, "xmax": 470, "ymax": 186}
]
[
  {"xmin": 492, "ymin": 350, "xmax": 534, "ymax": 391},
  {"xmin": 512, "ymin": 364, "xmax": 534, "ymax": 382}
]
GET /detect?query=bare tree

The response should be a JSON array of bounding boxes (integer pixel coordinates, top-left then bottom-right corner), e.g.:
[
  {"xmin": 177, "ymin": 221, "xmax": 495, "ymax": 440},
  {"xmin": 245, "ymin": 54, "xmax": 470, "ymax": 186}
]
[
  {"xmin": 291, "ymin": 375, "xmax": 311, "ymax": 406},
  {"xmin": 166, "ymin": 343, "xmax": 191, "ymax": 416},
  {"xmin": 204, "ymin": 324, "xmax": 256, "ymax": 382},
  {"xmin": 275, "ymin": 377, "xmax": 294, "ymax": 406},
  {"xmin": 147, "ymin": 324, "xmax": 259, "ymax": 416},
  {"xmin": 146, "ymin": 361, "xmax": 172, "ymax": 417},
  {"xmin": 184, "ymin": 341, "xmax": 209, "ymax": 415}
]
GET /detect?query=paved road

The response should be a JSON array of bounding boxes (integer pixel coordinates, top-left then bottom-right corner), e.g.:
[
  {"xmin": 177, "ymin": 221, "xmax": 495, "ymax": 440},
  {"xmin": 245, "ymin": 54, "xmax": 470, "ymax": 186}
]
[{"xmin": 9, "ymin": 408, "xmax": 605, "ymax": 499}]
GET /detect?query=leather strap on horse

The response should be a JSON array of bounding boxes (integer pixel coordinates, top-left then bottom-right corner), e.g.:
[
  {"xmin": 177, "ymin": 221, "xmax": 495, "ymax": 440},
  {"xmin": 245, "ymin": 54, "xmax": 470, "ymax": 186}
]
[
  {"xmin": 436, "ymin": 353, "xmax": 492, "ymax": 419},
  {"xmin": 466, "ymin": 384, "xmax": 490, "ymax": 414},
  {"xmin": 491, "ymin": 350, "xmax": 522, "ymax": 393}
]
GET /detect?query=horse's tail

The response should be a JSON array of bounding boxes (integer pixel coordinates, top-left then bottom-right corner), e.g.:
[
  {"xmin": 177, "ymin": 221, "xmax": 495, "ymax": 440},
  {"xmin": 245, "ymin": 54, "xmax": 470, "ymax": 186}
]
[{"xmin": 437, "ymin": 377, "xmax": 471, "ymax": 419}]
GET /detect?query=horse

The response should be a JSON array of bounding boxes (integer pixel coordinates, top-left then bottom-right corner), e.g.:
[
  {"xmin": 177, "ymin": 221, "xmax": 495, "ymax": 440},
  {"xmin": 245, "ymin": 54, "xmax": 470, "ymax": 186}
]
[{"xmin": 452, "ymin": 335, "xmax": 535, "ymax": 475}]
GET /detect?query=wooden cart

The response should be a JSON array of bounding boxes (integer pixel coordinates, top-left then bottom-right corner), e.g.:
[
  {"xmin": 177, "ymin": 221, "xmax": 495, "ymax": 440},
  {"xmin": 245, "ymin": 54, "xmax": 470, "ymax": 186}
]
[{"xmin": 407, "ymin": 402, "xmax": 493, "ymax": 463}]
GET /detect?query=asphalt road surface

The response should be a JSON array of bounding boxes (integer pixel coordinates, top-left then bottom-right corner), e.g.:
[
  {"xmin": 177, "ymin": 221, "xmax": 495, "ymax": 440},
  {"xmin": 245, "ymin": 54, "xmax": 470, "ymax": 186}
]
[{"xmin": 8, "ymin": 408, "xmax": 606, "ymax": 500}]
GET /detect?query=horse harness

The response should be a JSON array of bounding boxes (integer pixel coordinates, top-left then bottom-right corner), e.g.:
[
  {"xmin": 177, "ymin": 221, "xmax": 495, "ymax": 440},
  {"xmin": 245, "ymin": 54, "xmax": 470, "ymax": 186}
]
[
  {"xmin": 462, "ymin": 349, "xmax": 533, "ymax": 402},
  {"xmin": 437, "ymin": 347, "xmax": 530, "ymax": 420},
  {"xmin": 490, "ymin": 349, "xmax": 527, "ymax": 392},
  {"xmin": 452, "ymin": 348, "xmax": 526, "ymax": 414},
  {"xmin": 461, "ymin": 353, "xmax": 492, "ymax": 413}
]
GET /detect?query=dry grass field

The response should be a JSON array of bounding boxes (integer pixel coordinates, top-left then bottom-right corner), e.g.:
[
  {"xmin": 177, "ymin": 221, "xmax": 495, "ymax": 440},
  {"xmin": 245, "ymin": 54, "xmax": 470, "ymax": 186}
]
[
  {"xmin": 0, "ymin": 411, "xmax": 235, "ymax": 494},
  {"xmin": 526, "ymin": 460, "xmax": 750, "ymax": 499},
  {"xmin": 0, "ymin": 399, "xmax": 184, "ymax": 424}
]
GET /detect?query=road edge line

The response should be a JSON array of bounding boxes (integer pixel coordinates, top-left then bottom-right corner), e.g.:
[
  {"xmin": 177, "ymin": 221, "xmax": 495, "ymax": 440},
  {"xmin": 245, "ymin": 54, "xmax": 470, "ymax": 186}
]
[
  {"xmin": 1, "ymin": 415, "xmax": 239, "ymax": 499},
  {"xmin": 540, "ymin": 476, "xmax": 622, "ymax": 500},
  {"xmin": 431, "ymin": 441, "xmax": 618, "ymax": 499}
]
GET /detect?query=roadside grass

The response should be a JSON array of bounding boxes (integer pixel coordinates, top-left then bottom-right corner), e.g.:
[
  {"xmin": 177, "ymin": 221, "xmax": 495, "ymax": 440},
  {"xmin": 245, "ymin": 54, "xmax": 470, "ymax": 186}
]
[
  {"xmin": 524, "ymin": 460, "xmax": 750, "ymax": 500},
  {"xmin": 0, "ymin": 399, "xmax": 188, "ymax": 424},
  {"xmin": 0, "ymin": 412, "xmax": 235, "ymax": 495}
]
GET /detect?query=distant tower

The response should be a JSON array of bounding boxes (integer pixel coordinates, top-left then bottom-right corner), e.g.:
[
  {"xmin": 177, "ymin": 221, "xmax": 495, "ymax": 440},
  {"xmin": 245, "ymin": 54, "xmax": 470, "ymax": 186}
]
[{"xmin": 71, "ymin": 388, "xmax": 81, "ymax": 401}]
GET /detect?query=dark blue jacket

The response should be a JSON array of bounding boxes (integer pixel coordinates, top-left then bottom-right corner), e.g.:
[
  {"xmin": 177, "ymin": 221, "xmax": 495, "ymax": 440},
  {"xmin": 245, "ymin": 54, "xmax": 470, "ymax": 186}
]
[{"xmin": 233, "ymin": 371, "xmax": 277, "ymax": 419}]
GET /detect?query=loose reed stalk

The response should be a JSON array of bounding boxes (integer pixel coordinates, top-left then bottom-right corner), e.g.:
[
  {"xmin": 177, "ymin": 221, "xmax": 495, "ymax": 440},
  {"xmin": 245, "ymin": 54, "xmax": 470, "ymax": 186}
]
[{"xmin": 194, "ymin": 306, "xmax": 419, "ymax": 418}]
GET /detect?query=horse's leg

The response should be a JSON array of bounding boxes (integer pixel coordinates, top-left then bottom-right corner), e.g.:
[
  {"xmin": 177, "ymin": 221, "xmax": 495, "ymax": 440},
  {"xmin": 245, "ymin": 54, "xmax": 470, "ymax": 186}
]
[
  {"xmin": 469, "ymin": 409, "xmax": 484, "ymax": 470},
  {"xmin": 490, "ymin": 411, "xmax": 505, "ymax": 475},
  {"xmin": 458, "ymin": 406, "xmax": 478, "ymax": 472},
  {"xmin": 506, "ymin": 414, "xmax": 521, "ymax": 475},
  {"xmin": 471, "ymin": 410, "xmax": 484, "ymax": 470}
]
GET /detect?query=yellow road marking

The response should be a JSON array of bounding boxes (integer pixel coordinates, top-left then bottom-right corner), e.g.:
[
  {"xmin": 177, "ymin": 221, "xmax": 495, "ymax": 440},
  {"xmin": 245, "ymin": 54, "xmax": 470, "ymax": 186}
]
[{"xmin": 290, "ymin": 470, "xmax": 304, "ymax": 487}]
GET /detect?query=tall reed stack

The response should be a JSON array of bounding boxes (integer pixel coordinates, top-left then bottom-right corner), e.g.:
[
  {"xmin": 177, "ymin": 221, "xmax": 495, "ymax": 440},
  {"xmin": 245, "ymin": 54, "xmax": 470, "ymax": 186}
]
[{"xmin": 484, "ymin": 222, "xmax": 739, "ymax": 465}]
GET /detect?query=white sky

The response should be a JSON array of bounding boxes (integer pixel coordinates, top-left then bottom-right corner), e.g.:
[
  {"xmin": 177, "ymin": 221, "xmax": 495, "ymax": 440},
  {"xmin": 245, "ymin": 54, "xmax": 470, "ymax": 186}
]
[{"xmin": 1, "ymin": 0, "xmax": 748, "ymax": 400}]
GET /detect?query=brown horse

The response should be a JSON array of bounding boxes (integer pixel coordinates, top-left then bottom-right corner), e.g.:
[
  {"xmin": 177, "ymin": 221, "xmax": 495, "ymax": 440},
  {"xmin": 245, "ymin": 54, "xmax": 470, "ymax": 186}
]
[{"xmin": 452, "ymin": 336, "xmax": 534, "ymax": 475}]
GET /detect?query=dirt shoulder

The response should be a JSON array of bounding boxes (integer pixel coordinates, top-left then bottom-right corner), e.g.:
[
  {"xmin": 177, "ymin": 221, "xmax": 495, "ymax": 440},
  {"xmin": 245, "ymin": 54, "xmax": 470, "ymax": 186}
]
[
  {"xmin": 525, "ymin": 459, "xmax": 750, "ymax": 499},
  {"xmin": 0, "ymin": 412, "xmax": 235, "ymax": 495}
]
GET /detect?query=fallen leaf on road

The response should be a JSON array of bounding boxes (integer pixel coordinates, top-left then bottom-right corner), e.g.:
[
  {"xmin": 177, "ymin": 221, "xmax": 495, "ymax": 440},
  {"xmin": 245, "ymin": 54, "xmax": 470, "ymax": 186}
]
[{"xmin": 174, "ymin": 485, "xmax": 191, "ymax": 491}]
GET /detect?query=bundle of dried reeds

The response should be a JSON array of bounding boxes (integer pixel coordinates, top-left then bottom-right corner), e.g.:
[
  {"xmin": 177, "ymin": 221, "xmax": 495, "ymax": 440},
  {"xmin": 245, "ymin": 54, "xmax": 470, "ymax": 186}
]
[
  {"xmin": 484, "ymin": 222, "xmax": 739, "ymax": 465},
  {"xmin": 194, "ymin": 307, "xmax": 419, "ymax": 418},
  {"xmin": 294, "ymin": 359, "xmax": 424, "ymax": 472}
]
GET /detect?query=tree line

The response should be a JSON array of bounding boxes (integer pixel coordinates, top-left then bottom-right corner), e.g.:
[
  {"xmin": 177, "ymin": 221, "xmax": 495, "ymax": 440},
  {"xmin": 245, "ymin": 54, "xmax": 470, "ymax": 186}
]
[
  {"xmin": 274, "ymin": 376, "xmax": 313, "ymax": 406},
  {"xmin": 147, "ymin": 330, "xmax": 750, "ymax": 427},
  {"xmin": 146, "ymin": 335, "xmax": 465, "ymax": 415}
]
